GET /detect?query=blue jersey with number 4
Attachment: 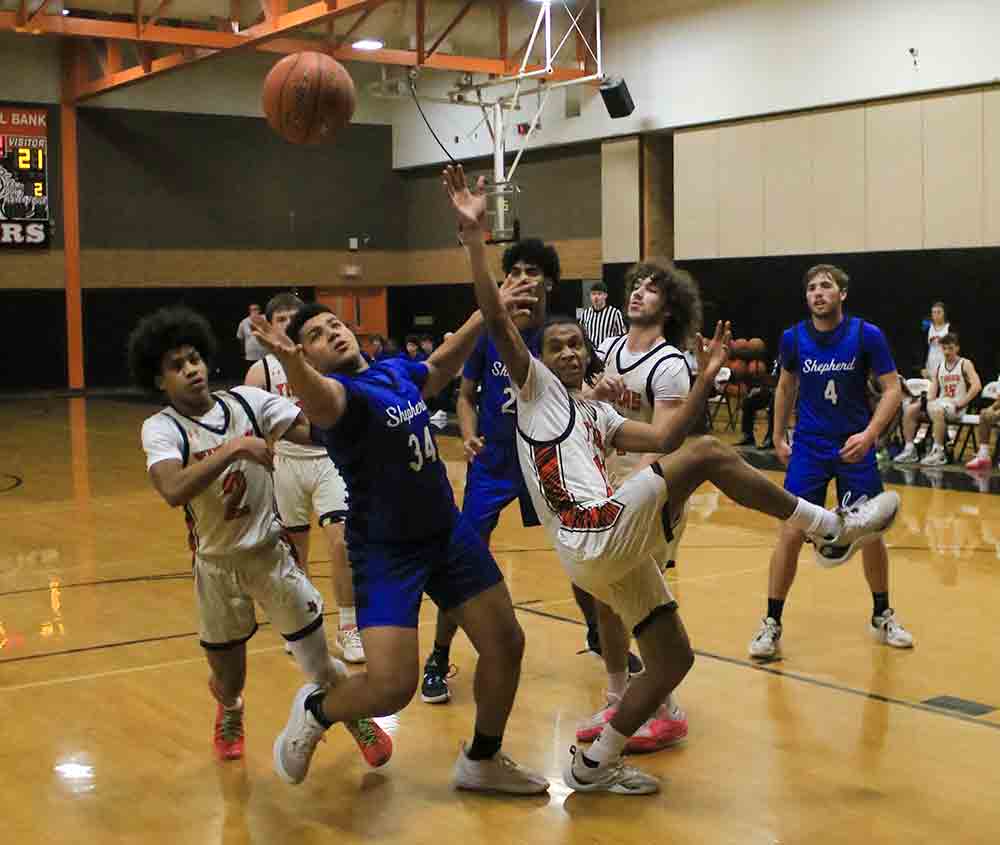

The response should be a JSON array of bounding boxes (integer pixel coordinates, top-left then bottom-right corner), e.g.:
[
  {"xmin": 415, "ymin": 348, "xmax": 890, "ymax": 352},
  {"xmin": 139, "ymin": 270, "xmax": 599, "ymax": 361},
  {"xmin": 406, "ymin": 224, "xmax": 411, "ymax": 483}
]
[
  {"xmin": 780, "ymin": 316, "xmax": 895, "ymax": 441},
  {"xmin": 313, "ymin": 358, "xmax": 456, "ymax": 547},
  {"xmin": 463, "ymin": 330, "xmax": 541, "ymax": 444}
]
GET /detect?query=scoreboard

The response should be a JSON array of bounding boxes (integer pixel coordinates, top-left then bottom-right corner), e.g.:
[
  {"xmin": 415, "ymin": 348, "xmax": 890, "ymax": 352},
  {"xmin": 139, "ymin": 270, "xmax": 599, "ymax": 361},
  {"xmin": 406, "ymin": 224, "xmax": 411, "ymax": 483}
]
[{"xmin": 0, "ymin": 107, "xmax": 49, "ymax": 248}]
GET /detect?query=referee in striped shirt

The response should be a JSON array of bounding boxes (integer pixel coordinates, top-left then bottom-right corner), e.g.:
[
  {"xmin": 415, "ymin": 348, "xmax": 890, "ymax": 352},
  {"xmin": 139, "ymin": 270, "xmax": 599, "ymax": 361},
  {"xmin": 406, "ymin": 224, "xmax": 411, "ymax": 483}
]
[{"xmin": 581, "ymin": 281, "xmax": 626, "ymax": 349}]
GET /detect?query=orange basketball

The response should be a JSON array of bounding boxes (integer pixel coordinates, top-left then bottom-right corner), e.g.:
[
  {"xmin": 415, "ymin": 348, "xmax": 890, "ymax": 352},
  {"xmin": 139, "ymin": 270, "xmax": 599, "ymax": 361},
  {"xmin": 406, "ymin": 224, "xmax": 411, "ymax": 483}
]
[
  {"xmin": 262, "ymin": 52, "xmax": 356, "ymax": 145},
  {"xmin": 748, "ymin": 338, "xmax": 766, "ymax": 359},
  {"xmin": 729, "ymin": 359, "xmax": 748, "ymax": 382},
  {"xmin": 749, "ymin": 360, "xmax": 765, "ymax": 380}
]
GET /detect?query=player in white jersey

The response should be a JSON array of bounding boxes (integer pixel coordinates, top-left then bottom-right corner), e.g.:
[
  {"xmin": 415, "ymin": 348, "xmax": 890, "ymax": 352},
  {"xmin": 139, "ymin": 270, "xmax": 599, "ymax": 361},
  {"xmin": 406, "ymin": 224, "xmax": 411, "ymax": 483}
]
[
  {"xmin": 245, "ymin": 294, "xmax": 364, "ymax": 663},
  {"xmin": 575, "ymin": 262, "xmax": 701, "ymax": 754},
  {"xmin": 896, "ymin": 332, "xmax": 981, "ymax": 466},
  {"xmin": 130, "ymin": 306, "xmax": 390, "ymax": 768},
  {"xmin": 444, "ymin": 164, "xmax": 901, "ymax": 794}
]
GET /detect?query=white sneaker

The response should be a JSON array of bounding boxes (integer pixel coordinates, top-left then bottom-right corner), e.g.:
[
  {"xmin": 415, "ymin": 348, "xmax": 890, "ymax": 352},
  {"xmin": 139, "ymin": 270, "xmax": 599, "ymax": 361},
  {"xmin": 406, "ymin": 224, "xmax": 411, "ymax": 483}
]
[
  {"xmin": 336, "ymin": 626, "xmax": 366, "ymax": 664},
  {"xmin": 893, "ymin": 445, "xmax": 919, "ymax": 464},
  {"xmin": 452, "ymin": 743, "xmax": 549, "ymax": 794},
  {"xmin": 811, "ymin": 491, "xmax": 900, "ymax": 568},
  {"xmin": 284, "ymin": 641, "xmax": 293, "ymax": 656},
  {"xmin": 921, "ymin": 447, "xmax": 948, "ymax": 466},
  {"xmin": 870, "ymin": 609, "xmax": 914, "ymax": 648},
  {"xmin": 749, "ymin": 616, "xmax": 782, "ymax": 658},
  {"xmin": 563, "ymin": 746, "xmax": 660, "ymax": 795},
  {"xmin": 273, "ymin": 683, "xmax": 328, "ymax": 785}
]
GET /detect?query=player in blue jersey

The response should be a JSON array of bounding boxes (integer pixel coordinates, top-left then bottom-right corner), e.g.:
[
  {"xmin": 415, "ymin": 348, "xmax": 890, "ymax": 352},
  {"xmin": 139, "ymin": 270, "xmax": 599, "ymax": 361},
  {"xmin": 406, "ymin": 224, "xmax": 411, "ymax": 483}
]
[
  {"xmin": 749, "ymin": 264, "xmax": 914, "ymax": 659},
  {"xmin": 418, "ymin": 239, "xmax": 548, "ymax": 704},
  {"xmin": 253, "ymin": 281, "xmax": 552, "ymax": 795}
]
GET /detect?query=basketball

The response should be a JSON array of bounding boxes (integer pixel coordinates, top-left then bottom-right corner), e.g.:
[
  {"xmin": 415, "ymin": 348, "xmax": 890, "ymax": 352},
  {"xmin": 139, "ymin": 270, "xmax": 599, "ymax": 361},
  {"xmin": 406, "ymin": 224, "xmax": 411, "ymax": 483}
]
[
  {"xmin": 262, "ymin": 52, "xmax": 356, "ymax": 145},
  {"xmin": 728, "ymin": 359, "xmax": 748, "ymax": 381},
  {"xmin": 748, "ymin": 338, "xmax": 766, "ymax": 359},
  {"xmin": 749, "ymin": 359, "xmax": 765, "ymax": 380}
]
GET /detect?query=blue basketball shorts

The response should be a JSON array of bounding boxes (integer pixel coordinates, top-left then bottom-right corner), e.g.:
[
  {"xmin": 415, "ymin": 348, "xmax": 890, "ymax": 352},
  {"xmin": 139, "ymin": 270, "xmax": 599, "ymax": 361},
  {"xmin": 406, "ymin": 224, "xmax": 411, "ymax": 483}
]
[
  {"xmin": 461, "ymin": 441, "xmax": 540, "ymax": 540},
  {"xmin": 349, "ymin": 511, "xmax": 504, "ymax": 630},
  {"xmin": 784, "ymin": 432, "xmax": 883, "ymax": 507}
]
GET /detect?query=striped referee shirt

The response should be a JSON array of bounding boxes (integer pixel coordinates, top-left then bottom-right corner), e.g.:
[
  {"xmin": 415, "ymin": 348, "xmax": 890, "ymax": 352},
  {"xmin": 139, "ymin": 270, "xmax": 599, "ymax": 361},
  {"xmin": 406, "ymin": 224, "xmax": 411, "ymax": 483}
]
[{"xmin": 581, "ymin": 305, "xmax": 627, "ymax": 349}]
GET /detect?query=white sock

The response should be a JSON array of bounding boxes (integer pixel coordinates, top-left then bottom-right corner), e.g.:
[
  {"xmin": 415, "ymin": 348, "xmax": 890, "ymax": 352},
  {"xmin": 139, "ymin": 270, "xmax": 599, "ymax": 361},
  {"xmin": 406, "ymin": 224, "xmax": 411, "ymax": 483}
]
[
  {"xmin": 339, "ymin": 606, "xmax": 357, "ymax": 629},
  {"xmin": 904, "ymin": 440, "xmax": 914, "ymax": 449},
  {"xmin": 787, "ymin": 497, "xmax": 839, "ymax": 538},
  {"xmin": 607, "ymin": 672, "xmax": 628, "ymax": 698},
  {"xmin": 287, "ymin": 625, "xmax": 342, "ymax": 686},
  {"xmin": 978, "ymin": 444, "xmax": 990, "ymax": 459},
  {"xmin": 584, "ymin": 725, "xmax": 629, "ymax": 767}
]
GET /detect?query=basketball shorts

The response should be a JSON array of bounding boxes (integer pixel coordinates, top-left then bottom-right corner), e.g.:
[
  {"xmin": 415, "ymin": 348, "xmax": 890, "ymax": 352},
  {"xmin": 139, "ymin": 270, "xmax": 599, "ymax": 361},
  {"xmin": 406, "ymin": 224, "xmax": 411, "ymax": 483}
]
[
  {"xmin": 274, "ymin": 454, "xmax": 348, "ymax": 530},
  {"xmin": 349, "ymin": 512, "xmax": 503, "ymax": 630},
  {"xmin": 611, "ymin": 464, "xmax": 688, "ymax": 571},
  {"xmin": 927, "ymin": 398, "xmax": 962, "ymax": 422},
  {"xmin": 557, "ymin": 466, "xmax": 678, "ymax": 633},
  {"xmin": 784, "ymin": 432, "xmax": 883, "ymax": 507},
  {"xmin": 462, "ymin": 441, "xmax": 540, "ymax": 539},
  {"xmin": 195, "ymin": 538, "xmax": 324, "ymax": 649}
]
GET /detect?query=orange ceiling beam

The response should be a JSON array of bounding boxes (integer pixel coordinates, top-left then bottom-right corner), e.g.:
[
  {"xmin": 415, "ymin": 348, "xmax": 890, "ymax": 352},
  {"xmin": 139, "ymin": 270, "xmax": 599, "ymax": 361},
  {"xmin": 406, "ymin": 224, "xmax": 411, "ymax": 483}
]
[{"xmin": 426, "ymin": 0, "xmax": 476, "ymax": 60}]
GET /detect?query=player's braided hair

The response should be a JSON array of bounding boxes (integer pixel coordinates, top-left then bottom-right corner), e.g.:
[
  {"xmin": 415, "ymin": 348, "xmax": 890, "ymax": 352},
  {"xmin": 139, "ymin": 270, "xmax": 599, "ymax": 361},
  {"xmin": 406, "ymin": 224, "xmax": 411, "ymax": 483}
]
[
  {"xmin": 127, "ymin": 306, "xmax": 217, "ymax": 393},
  {"xmin": 542, "ymin": 314, "xmax": 605, "ymax": 386},
  {"xmin": 624, "ymin": 261, "xmax": 703, "ymax": 348}
]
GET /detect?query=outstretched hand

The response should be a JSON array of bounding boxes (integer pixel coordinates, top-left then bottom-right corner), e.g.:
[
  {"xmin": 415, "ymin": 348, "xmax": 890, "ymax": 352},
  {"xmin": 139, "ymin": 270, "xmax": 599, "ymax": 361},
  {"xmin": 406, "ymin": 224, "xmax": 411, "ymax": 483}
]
[
  {"xmin": 498, "ymin": 275, "xmax": 539, "ymax": 322},
  {"xmin": 251, "ymin": 314, "xmax": 301, "ymax": 361},
  {"xmin": 695, "ymin": 321, "xmax": 732, "ymax": 381},
  {"xmin": 442, "ymin": 164, "xmax": 487, "ymax": 235},
  {"xmin": 590, "ymin": 372, "xmax": 626, "ymax": 404}
]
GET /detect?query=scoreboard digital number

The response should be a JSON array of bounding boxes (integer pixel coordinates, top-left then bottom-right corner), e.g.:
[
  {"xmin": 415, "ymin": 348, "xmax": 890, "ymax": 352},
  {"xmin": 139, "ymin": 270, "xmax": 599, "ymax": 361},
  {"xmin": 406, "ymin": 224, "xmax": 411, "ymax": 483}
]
[{"xmin": 0, "ymin": 107, "xmax": 49, "ymax": 248}]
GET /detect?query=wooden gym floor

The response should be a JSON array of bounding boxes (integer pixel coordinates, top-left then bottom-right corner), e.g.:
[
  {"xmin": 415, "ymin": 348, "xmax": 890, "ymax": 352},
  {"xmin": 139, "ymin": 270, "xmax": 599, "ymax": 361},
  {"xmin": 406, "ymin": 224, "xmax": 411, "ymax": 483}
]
[{"xmin": 2, "ymin": 396, "xmax": 999, "ymax": 844}]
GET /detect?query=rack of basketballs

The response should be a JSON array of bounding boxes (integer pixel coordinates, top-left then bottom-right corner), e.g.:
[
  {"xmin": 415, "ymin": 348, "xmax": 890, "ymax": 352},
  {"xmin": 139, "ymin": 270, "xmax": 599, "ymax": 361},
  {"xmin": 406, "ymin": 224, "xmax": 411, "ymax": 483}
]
[{"xmin": 712, "ymin": 337, "xmax": 770, "ymax": 430}]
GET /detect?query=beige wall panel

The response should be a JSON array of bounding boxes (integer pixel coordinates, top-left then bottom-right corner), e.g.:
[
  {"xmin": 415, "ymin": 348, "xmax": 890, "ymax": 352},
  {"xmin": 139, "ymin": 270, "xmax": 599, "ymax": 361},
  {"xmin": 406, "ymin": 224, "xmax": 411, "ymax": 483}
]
[
  {"xmin": 866, "ymin": 100, "xmax": 924, "ymax": 250},
  {"xmin": 811, "ymin": 109, "xmax": 866, "ymax": 253},
  {"xmin": 673, "ymin": 128, "xmax": 719, "ymax": 259},
  {"xmin": 923, "ymin": 92, "xmax": 983, "ymax": 248},
  {"xmin": 984, "ymin": 89, "xmax": 1000, "ymax": 245},
  {"xmin": 0, "ymin": 251, "xmax": 65, "ymax": 290},
  {"xmin": 718, "ymin": 122, "xmax": 764, "ymax": 257},
  {"xmin": 69, "ymin": 241, "xmax": 602, "ymax": 289},
  {"xmin": 763, "ymin": 116, "xmax": 813, "ymax": 255},
  {"xmin": 602, "ymin": 138, "xmax": 641, "ymax": 264}
]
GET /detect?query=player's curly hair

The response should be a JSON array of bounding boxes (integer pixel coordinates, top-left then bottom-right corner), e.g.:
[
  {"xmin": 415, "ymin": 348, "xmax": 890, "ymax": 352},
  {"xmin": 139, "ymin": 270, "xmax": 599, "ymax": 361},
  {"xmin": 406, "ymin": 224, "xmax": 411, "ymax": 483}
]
[
  {"xmin": 503, "ymin": 238, "xmax": 561, "ymax": 286},
  {"xmin": 542, "ymin": 314, "xmax": 605, "ymax": 386},
  {"xmin": 127, "ymin": 306, "xmax": 217, "ymax": 393},
  {"xmin": 624, "ymin": 261, "xmax": 703, "ymax": 348},
  {"xmin": 286, "ymin": 303, "xmax": 333, "ymax": 344}
]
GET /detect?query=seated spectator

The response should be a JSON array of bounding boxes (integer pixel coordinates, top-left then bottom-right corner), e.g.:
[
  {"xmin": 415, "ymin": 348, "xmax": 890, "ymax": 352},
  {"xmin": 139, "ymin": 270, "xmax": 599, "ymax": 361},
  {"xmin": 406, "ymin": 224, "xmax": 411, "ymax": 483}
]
[
  {"xmin": 896, "ymin": 332, "xmax": 981, "ymax": 466},
  {"xmin": 403, "ymin": 334, "xmax": 425, "ymax": 361},
  {"xmin": 369, "ymin": 334, "xmax": 388, "ymax": 360},
  {"xmin": 736, "ymin": 357, "xmax": 778, "ymax": 450},
  {"xmin": 384, "ymin": 337, "xmax": 401, "ymax": 358},
  {"xmin": 966, "ymin": 387, "xmax": 1000, "ymax": 471},
  {"xmin": 419, "ymin": 334, "xmax": 436, "ymax": 358}
]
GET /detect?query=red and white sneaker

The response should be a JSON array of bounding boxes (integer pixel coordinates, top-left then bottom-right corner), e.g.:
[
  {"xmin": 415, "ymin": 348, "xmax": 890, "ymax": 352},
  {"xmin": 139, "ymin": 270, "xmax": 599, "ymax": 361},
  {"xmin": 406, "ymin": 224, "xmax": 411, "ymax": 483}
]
[
  {"xmin": 575, "ymin": 693, "xmax": 621, "ymax": 743},
  {"xmin": 966, "ymin": 454, "xmax": 993, "ymax": 472},
  {"xmin": 344, "ymin": 718, "xmax": 393, "ymax": 768},
  {"xmin": 213, "ymin": 702, "xmax": 245, "ymax": 760},
  {"xmin": 208, "ymin": 681, "xmax": 245, "ymax": 761},
  {"xmin": 625, "ymin": 713, "xmax": 688, "ymax": 753}
]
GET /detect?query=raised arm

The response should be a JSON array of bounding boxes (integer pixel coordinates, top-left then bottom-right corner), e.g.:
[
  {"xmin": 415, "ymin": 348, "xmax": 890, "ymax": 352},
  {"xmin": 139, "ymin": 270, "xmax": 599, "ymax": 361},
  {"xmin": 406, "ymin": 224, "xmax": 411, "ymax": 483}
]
[
  {"xmin": 423, "ymin": 312, "xmax": 486, "ymax": 398},
  {"xmin": 443, "ymin": 165, "xmax": 534, "ymax": 389},
  {"xmin": 251, "ymin": 315, "xmax": 348, "ymax": 430}
]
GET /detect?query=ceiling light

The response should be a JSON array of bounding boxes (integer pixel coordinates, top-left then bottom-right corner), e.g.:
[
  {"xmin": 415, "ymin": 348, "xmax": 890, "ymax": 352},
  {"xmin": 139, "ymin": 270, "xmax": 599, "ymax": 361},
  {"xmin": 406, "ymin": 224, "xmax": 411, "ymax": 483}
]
[{"xmin": 352, "ymin": 39, "xmax": 384, "ymax": 51}]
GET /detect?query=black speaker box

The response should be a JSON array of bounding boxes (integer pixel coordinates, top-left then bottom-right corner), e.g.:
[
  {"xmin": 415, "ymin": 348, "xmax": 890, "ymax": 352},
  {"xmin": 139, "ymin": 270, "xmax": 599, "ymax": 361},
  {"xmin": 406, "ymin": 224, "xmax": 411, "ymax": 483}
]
[{"xmin": 599, "ymin": 76, "xmax": 635, "ymax": 119}]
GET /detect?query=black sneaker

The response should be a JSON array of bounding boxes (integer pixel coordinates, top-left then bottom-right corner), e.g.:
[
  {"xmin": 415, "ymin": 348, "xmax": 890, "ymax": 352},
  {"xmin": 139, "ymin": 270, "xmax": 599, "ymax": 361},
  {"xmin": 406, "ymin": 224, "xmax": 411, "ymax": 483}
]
[
  {"xmin": 420, "ymin": 652, "xmax": 451, "ymax": 704},
  {"xmin": 585, "ymin": 627, "xmax": 645, "ymax": 675},
  {"xmin": 760, "ymin": 438, "xmax": 775, "ymax": 450},
  {"xmin": 735, "ymin": 436, "xmax": 757, "ymax": 448}
]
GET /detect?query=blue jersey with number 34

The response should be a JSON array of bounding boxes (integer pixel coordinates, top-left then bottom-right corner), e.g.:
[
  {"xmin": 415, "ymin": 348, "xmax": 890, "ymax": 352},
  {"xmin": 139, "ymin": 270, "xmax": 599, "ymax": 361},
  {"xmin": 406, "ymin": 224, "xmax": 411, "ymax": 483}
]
[
  {"xmin": 780, "ymin": 316, "xmax": 896, "ymax": 441},
  {"xmin": 313, "ymin": 358, "xmax": 456, "ymax": 547}
]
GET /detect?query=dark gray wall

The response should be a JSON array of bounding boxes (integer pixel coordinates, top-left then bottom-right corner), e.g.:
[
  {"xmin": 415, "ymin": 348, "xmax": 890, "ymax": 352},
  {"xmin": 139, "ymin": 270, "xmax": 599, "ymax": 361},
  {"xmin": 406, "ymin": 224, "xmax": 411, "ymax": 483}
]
[
  {"xmin": 401, "ymin": 142, "xmax": 602, "ymax": 250},
  {"xmin": 76, "ymin": 108, "xmax": 404, "ymax": 250}
]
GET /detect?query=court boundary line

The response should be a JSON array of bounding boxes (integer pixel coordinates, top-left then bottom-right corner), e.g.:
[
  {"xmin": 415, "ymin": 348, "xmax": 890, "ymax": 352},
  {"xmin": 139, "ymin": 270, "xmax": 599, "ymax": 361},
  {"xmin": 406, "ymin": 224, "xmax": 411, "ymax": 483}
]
[{"xmin": 511, "ymin": 603, "xmax": 1000, "ymax": 732}]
